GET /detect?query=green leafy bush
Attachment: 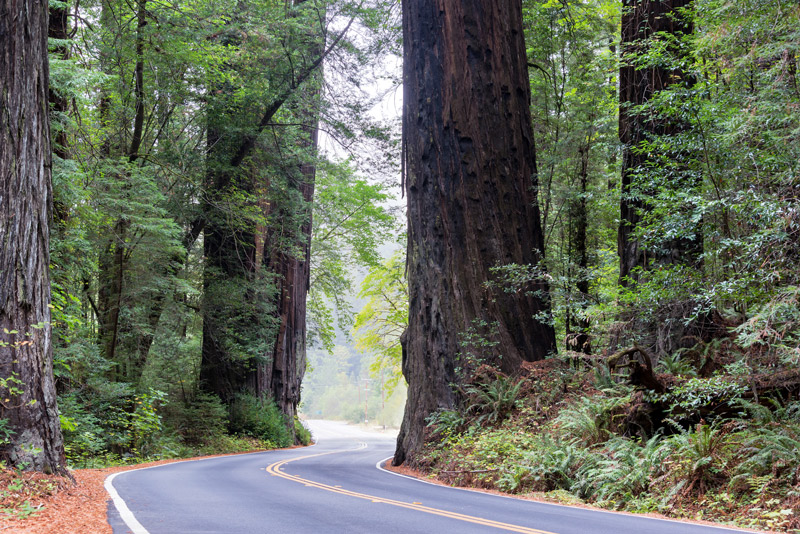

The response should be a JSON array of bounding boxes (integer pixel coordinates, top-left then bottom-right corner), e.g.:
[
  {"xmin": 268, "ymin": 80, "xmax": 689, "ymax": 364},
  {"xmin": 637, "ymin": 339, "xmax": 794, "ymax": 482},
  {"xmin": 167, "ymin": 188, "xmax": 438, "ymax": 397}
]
[
  {"xmin": 228, "ymin": 393, "xmax": 293, "ymax": 448},
  {"xmin": 426, "ymin": 409, "xmax": 466, "ymax": 442},
  {"xmin": 162, "ymin": 392, "xmax": 228, "ymax": 445},
  {"xmin": 578, "ymin": 435, "xmax": 669, "ymax": 507},
  {"xmin": 59, "ymin": 386, "xmax": 167, "ymax": 466},
  {"xmin": 294, "ymin": 418, "xmax": 312, "ymax": 446}
]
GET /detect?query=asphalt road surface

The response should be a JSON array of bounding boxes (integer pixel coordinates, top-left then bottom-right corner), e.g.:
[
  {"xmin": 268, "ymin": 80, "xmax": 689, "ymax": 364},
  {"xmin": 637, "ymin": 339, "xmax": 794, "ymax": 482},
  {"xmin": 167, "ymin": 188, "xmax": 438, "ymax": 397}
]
[{"xmin": 107, "ymin": 420, "xmax": 755, "ymax": 534}]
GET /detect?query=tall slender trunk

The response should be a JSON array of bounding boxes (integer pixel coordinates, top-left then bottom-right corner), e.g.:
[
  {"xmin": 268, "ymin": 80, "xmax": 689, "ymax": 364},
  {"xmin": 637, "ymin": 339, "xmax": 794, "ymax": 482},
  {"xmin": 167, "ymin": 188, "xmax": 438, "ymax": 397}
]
[
  {"xmin": 568, "ymin": 142, "xmax": 591, "ymax": 354},
  {"xmin": 618, "ymin": 0, "xmax": 698, "ymax": 284},
  {"xmin": 0, "ymin": 0, "xmax": 67, "ymax": 473},
  {"xmin": 396, "ymin": 0, "xmax": 556, "ymax": 466},
  {"xmin": 97, "ymin": 0, "xmax": 147, "ymax": 377}
]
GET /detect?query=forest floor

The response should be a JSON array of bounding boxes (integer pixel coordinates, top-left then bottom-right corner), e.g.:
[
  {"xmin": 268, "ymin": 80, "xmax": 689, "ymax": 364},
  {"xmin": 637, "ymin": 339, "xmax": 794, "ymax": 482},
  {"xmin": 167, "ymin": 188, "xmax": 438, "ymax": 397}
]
[
  {"xmin": 406, "ymin": 357, "xmax": 800, "ymax": 533},
  {"xmin": 0, "ymin": 450, "xmax": 272, "ymax": 534}
]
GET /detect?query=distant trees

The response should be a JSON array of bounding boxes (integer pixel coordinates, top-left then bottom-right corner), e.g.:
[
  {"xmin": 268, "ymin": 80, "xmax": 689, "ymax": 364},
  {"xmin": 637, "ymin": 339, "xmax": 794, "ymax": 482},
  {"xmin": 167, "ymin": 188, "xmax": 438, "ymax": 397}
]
[
  {"xmin": 396, "ymin": 0, "xmax": 556, "ymax": 466},
  {"xmin": 0, "ymin": 0, "xmax": 67, "ymax": 472},
  {"xmin": 41, "ymin": 0, "xmax": 399, "ymax": 464}
]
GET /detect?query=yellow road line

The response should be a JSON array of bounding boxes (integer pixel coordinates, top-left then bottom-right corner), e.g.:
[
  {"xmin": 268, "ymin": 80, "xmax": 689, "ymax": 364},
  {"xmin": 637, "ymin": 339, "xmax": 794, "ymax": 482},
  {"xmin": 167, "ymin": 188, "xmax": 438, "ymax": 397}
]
[{"xmin": 265, "ymin": 445, "xmax": 556, "ymax": 534}]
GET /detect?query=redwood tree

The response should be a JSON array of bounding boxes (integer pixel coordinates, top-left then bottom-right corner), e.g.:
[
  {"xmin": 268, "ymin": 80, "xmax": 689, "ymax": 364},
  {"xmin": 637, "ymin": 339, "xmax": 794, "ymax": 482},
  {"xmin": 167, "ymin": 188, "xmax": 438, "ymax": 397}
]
[
  {"xmin": 200, "ymin": 1, "xmax": 326, "ymax": 427},
  {"xmin": 395, "ymin": 0, "xmax": 556, "ymax": 465},
  {"xmin": 618, "ymin": 0, "xmax": 698, "ymax": 284},
  {"xmin": 0, "ymin": 0, "xmax": 67, "ymax": 472}
]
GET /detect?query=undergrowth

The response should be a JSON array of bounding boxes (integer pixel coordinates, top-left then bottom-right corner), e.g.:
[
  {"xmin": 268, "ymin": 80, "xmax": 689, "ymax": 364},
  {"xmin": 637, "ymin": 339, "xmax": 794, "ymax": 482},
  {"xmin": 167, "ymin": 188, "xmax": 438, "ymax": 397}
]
[
  {"xmin": 60, "ymin": 389, "xmax": 310, "ymax": 468},
  {"xmin": 421, "ymin": 343, "xmax": 800, "ymax": 532}
]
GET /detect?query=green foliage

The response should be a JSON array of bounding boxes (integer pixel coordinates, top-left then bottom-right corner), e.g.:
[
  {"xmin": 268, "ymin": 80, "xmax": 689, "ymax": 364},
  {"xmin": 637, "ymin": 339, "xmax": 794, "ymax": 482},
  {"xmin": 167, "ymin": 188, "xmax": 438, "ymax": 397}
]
[
  {"xmin": 228, "ymin": 394, "xmax": 293, "ymax": 448},
  {"xmin": 658, "ymin": 376, "xmax": 748, "ymax": 422},
  {"xmin": 577, "ymin": 435, "xmax": 670, "ymax": 506},
  {"xmin": 310, "ymin": 159, "xmax": 398, "ymax": 347},
  {"xmin": 162, "ymin": 393, "xmax": 229, "ymax": 446},
  {"xmin": 516, "ymin": 436, "xmax": 589, "ymax": 494},
  {"xmin": 554, "ymin": 390, "xmax": 631, "ymax": 446},
  {"xmin": 455, "ymin": 320, "xmax": 502, "ymax": 378},
  {"xmin": 657, "ymin": 351, "xmax": 698, "ymax": 377},
  {"xmin": 662, "ymin": 423, "xmax": 733, "ymax": 495},
  {"xmin": 735, "ymin": 287, "xmax": 800, "ymax": 366},
  {"xmin": 352, "ymin": 248, "xmax": 407, "ymax": 394},
  {"xmin": 0, "ymin": 418, "xmax": 13, "ymax": 446},
  {"xmin": 463, "ymin": 376, "xmax": 524, "ymax": 426},
  {"xmin": 44, "ymin": 0, "xmax": 400, "ymax": 468},
  {"xmin": 425, "ymin": 409, "xmax": 466, "ymax": 442},
  {"xmin": 294, "ymin": 419, "xmax": 312, "ymax": 446},
  {"xmin": 59, "ymin": 386, "xmax": 167, "ymax": 466}
]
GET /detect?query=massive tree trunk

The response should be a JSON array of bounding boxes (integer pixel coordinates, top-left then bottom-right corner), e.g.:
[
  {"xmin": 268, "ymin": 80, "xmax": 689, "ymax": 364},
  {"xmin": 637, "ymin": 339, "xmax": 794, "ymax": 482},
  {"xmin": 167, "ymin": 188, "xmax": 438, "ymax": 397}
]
[
  {"xmin": 199, "ymin": 103, "xmax": 268, "ymax": 403},
  {"xmin": 261, "ymin": 3, "xmax": 320, "ymax": 423},
  {"xmin": 260, "ymin": 124, "xmax": 317, "ymax": 421},
  {"xmin": 618, "ymin": 0, "xmax": 697, "ymax": 284},
  {"xmin": 395, "ymin": 0, "xmax": 557, "ymax": 466},
  {"xmin": 201, "ymin": 1, "xmax": 323, "ymax": 428},
  {"xmin": 0, "ymin": 0, "xmax": 67, "ymax": 473}
]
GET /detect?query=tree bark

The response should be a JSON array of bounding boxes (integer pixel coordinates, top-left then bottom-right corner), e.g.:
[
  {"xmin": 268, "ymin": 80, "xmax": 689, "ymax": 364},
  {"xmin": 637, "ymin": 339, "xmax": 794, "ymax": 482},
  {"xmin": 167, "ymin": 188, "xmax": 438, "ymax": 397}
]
[
  {"xmin": 567, "ymin": 143, "xmax": 591, "ymax": 354},
  {"xmin": 0, "ymin": 0, "xmax": 67, "ymax": 472},
  {"xmin": 201, "ymin": 2, "xmax": 322, "ymax": 428},
  {"xmin": 261, "ymin": 124, "xmax": 317, "ymax": 422},
  {"xmin": 618, "ymin": 0, "xmax": 698, "ymax": 284},
  {"xmin": 395, "ymin": 0, "xmax": 556, "ymax": 466}
]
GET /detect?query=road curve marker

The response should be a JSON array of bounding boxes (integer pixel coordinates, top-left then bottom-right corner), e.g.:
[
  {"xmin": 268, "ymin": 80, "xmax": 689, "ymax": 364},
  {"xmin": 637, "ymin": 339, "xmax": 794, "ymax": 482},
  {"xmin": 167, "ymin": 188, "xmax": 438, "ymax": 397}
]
[
  {"xmin": 104, "ymin": 445, "xmax": 315, "ymax": 533},
  {"xmin": 265, "ymin": 446, "xmax": 555, "ymax": 534}
]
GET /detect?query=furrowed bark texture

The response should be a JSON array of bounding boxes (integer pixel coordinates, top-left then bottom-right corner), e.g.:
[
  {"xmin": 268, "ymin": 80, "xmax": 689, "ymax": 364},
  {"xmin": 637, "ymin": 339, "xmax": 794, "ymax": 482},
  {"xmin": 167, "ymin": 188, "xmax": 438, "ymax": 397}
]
[
  {"xmin": 261, "ymin": 125, "xmax": 317, "ymax": 421},
  {"xmin": 0, "ymin": 0, "xmax": 67, "ymax": 472},
  {"xmin": 395, "ymin": 0, "xmax": 556, "ymax": 466},
  {"xmin": 618, "ymin": 0, "xmax": 696, "ymax": 284}
]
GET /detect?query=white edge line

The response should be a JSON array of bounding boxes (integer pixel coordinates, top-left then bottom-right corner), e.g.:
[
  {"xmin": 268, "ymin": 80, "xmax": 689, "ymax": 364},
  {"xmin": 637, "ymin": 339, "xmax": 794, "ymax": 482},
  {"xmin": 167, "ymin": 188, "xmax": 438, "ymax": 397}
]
[
  {"xmin": 105, "ymin": 443, "xmax": 318, "ymax": 533},
  {"xmin": 105, "ymin": 472, "xmax": 150, "ymax": 534},
  {"xmin": 374, "ymin": 457, "xmax": 758, "ymax": 534}
]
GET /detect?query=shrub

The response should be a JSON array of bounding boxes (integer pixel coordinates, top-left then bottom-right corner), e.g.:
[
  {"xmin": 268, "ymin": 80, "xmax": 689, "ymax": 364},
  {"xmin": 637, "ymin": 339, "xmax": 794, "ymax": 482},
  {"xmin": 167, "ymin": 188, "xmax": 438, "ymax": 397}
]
[
  {"xmin": 578, "ymin": 435, "xmax": 670, "ymax": 507},
  {"xmin": 228, "ymin": 393, "xmax": 293, "ymax": 448},
  {"xmin": 294, "ymin": 418, "xmax": 312, "ymax": 446},
  {"xmin": 662, "ymin": 422, "xmax": 733, "ymax": 496},
  {"xmin": 162, "ymin": 392, "xmax": 228, "ymax": 445},
  {"xmin": 521, "ymin": 435, "xmax": 592, "ymax": 493},
  {"xmin": 426, "ymin": 409, "xmax": 466, "ymax": 442}
]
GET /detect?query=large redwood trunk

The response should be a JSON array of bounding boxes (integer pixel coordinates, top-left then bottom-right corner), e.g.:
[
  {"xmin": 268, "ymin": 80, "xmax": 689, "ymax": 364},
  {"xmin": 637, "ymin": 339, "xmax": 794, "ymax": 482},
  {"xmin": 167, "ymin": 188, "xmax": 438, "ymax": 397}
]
[
  {"xmin": 199, "ymin": 119, "xmax": 269, "ymax": 403},
  {"xmin": 261, "ymin": 126, "xmax": 317, "ymax": 420},
  {"xmin": 395, "ymin": 0, "xmax": 556, "ymax": 466},
  {"xmin": 618, "ymin": 0, "xmax": 697, "ymax": 284},
  {"xmin": 0, "ymin": 0, "xmax": 67, "ymax": 472}
]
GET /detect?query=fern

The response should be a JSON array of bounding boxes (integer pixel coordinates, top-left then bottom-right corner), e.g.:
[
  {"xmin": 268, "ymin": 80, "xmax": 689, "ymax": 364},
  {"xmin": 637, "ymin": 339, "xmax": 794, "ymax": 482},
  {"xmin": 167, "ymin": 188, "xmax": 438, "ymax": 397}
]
[
  {"xmin": 554, "ymin": 393, "xmax": 631, "ymax": 446},
  {"xmin": 463, "ymin": 376, "xmax": 523, "ymax": 425}
]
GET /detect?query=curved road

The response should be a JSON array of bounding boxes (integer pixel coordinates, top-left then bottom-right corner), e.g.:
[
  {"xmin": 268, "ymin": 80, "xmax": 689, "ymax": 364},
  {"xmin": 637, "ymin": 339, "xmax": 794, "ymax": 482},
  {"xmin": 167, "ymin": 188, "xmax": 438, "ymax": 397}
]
[{"xmin": 107, "ymin": 421, "xmax": 754, "ymax": 534}]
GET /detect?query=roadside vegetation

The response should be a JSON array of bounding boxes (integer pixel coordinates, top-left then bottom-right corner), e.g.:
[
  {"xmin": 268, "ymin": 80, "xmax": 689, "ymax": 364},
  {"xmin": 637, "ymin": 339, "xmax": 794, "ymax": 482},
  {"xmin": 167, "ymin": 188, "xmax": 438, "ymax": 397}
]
[
  {"xmin": 396, "ymin": 1, "xmax": 800, "ymax": 531},
  {"xmin": 421, "ymin": 326, "xmax": 800, "ymax": 532}
]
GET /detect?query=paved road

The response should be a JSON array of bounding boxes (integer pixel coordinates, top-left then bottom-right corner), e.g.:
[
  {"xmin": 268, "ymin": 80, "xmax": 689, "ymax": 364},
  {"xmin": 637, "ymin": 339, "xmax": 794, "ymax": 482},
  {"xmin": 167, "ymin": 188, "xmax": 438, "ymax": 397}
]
[{"xmin": 107, "ymin": 420, "xmax": 754, "ymax": 534}]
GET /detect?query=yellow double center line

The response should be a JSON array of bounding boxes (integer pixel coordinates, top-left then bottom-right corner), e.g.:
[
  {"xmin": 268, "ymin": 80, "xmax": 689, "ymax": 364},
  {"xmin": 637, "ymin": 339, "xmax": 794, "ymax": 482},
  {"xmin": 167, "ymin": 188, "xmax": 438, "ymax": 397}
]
[{"xmin": 265, "ymin": 444, "xmax": 555, "ymax": 534}]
